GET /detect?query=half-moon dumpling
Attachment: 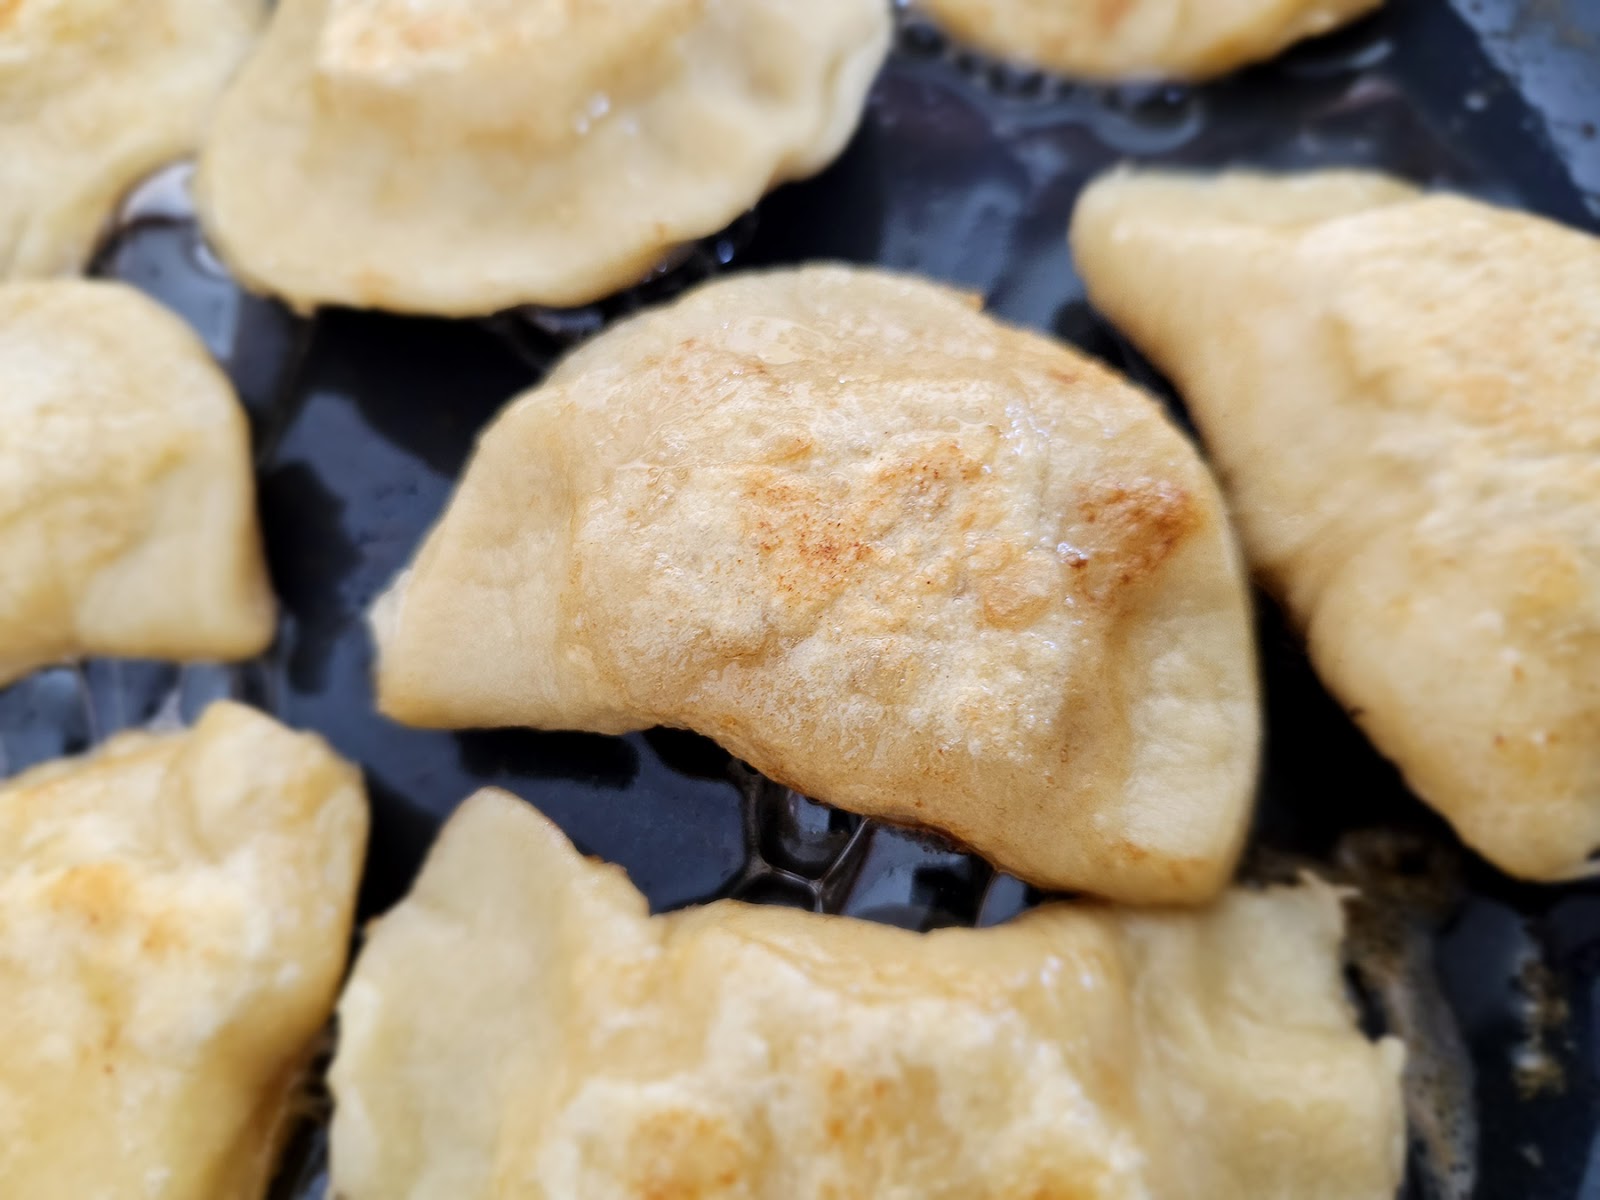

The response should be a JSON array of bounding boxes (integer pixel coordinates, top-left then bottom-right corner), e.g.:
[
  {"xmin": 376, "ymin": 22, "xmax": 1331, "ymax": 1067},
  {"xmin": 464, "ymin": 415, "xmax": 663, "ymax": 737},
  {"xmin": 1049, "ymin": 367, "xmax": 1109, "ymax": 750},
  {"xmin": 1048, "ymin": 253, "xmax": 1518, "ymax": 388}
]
[
  {"xmin": 330, "ymin": 788, "xmax": 1406, "ymax": 1200},
  {"xmin": 915, "ymin": 0, "xmax": 1380, "ymax": 81},
  {"xmin": 0, "ymin": 0, "xmax": 263, "ymax": 278},
  {"xmin": 0, "ymin": 280, "xmax": 276, "ymax": 686},
  {"xmin": 0, "ymin": 700, "xmax": 368, "ymax": 1199},
  {"xmin": 194, "ymin": 0, "xmax": 891, "ymax": 315},
  {"xmin": 1071, "ymin": 168, "xmax": 1600, "ymax": 881},
  {"xmin": 372, "ymin": 266, "xmax": 1259, "ymax": 903}
]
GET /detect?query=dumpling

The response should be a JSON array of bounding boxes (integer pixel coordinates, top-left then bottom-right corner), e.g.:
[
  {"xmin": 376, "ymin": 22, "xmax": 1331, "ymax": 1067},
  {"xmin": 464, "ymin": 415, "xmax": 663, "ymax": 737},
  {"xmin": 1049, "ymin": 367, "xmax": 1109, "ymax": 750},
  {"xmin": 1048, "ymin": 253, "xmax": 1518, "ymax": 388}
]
[
  {"xmin": 370, "ymin": 266, "xmax": 1260, "ymax": 903},
  {"xmin": 0, "ymin": 280, "xmax": 275, "ymax": 686},
  {"xmin": 194, "ymin": 0, "xmax": 891, "ymax": 315},
  {"xmin": 0, "ymin": 0, "xmax": 263, "ymax": 278},
  {"xmin": 1071, "ymin": 168, "xmax": 1600, "ymax": 881},
  {"xmin": 330, "ymin": 788, "xmax": 1406, "ymax": 1200},
  {"xmin": 0, "ymin": 700, "xmax": 368, "ymax": 1199},
  {"xmin": 914, "ymin": 0, "xmax": 1381, "ymax": 81}
]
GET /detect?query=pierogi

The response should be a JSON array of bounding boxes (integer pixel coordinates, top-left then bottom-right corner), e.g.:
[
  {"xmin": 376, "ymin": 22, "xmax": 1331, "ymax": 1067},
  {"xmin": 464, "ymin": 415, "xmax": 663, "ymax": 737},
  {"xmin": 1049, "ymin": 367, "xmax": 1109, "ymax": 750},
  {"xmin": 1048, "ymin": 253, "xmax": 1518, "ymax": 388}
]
[
  {"xmin": 0, "ymin": 701, "xmax": 368, "ymax": 1199},
  {"xmin": 330, "ymin": 788, "xmax": 1406, "ymax": 1200},
  {"xmin": 195, "ymin": 0, "xmax": 891, "ymax": 314},
  {"xmin": 0, "ymin": 0, "xmax": 263, "ymax": 278},
  {"xmin": 1071, "ymin": 167, "xmax": 1600, "ymax": 881},
  {"xmin": 914, "ymin": 0, "xmax": 1381, "ymax": 81},
  {"xmin": 371, "ymin": 266, "xmax": 1260, "ymax": 903},
  {"xmin": 0, "ymin": 280, "xmax": 275, "ymax": 687}
]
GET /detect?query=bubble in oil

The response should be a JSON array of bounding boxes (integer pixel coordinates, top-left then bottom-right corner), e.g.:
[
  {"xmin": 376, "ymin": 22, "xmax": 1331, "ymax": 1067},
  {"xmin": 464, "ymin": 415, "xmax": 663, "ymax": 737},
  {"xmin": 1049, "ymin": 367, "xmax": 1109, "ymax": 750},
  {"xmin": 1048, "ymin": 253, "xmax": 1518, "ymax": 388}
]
[
  {"xmin": 1087, "ymin": 84, "xmax": 1207, "ymax": 155},
  {"xmin": 758, "ymin": 787, "xmax": 861, "ymax": 878},
  {"xmin": 980, "ymin": 60, "xmax": 1050, "ymax": 101},
  {"xmin": 495, "ymin": 210, "xmax": 758, "ymax": 359}
]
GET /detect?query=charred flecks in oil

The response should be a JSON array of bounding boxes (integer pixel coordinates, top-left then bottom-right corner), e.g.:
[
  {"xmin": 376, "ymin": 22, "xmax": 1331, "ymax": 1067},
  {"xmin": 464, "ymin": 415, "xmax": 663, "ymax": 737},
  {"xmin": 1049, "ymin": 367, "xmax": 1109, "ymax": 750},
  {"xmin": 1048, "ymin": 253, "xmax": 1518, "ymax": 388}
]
[
  {"xmin": 1511, "ymin": 952, "xmax": 1573, "ymax": 1100},
  {"xmin": 1336, "ymin": 831, "xmax": 1478, "ymax": 1200}
]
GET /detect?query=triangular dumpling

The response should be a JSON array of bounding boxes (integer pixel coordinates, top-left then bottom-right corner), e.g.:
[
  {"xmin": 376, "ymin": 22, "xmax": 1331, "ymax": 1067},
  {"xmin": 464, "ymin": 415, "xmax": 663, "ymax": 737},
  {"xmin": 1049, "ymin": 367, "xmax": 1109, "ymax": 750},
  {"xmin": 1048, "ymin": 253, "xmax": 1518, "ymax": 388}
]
[
  {"xmin": 0, "ymin": 0, "xmax": 263, "ymax": 278},
  {"xmin": 0, "ymin": 280, "xmax": 276, "ymax": 686},
  {"xmin": 914, "ymin": 0, "xmax": 1381, "ymax": 81},
  {"xmin": 0, "ymin": 701, "xmax": 368, "ymax": 1198},
  {"xmin": 1071, "ymin": 167, "xmax": 1600, "ymax": 880},
  {"xmin": 371, "ymin": 265, "xmax": 1260, "ymax": 904},
  {"xmin": 194, "ymin": 0, "xmax": 891, "ymax": 314},
  {"xmin": 330, "ymin": 788, "xmax": 1405, "ymax": 1200}
]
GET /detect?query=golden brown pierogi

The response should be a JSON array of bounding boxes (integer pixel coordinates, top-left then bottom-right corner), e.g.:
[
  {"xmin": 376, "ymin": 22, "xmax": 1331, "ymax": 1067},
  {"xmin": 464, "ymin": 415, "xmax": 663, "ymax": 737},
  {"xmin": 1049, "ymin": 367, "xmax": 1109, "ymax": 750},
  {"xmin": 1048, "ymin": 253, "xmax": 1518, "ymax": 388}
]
[
  {"xmin": 0, "ymin": 280, "xmax": 275, "ymax": 686},
  {"xmin": 330, "ymin": 788, "xmax": 1406, "ymax": 1200},
  {"xmin": 195, "ymin": 0, "xmax": 891, "ymax": 313},
  {"xmin": 1071, "ymin": 167, "xmax": 1600, "ymax": 881},
  {"xmin": 914, "ymin": 0, "xmax": 1381, "ymax": 81},
  {"xmin": 0, "ymin": 0, "xmax": 263, "ymax": 277},
  {"xmin": 371, "ymin": 266, "xmax": 1260, "ymax": 903},
  {"xmin": 0, "ymin": 701, "xmax": 368, "ymax": 1199}
]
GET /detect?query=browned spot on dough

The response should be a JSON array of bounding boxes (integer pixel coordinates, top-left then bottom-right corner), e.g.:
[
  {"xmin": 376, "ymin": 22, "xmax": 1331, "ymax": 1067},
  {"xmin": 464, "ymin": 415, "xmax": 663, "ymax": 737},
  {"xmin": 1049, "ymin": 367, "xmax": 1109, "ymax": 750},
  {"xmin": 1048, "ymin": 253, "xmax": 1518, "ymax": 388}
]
[
  {"xmin": 46, "ymin": 863, "xmax": 133, "ymax": 929},
  {"xmin": 353, "ymin": 267, "xmax": 399, "ymax": 306},
  {"xmin": 1075, "ymin": 478, "xmax": 1200, "ymax": 603},
  {"xmin": 141, "ymin": 912, "xmax": 187, "ymax": 957},
  {"xmin": 1094, "ymin": 0, "xmax": 1139, "ymax": 33},
  {"xmin": 1107, "ymin": 841, "xmax": 1213, "ymax": 889},
  {"xmin": 624, "ymin": 1107, "xmax": 750, "ymax": 1199},
  {"xmin": 395, "ymin": 13, "xmax": 466, "ymax": 52},
  {"xmin": 740, "ymin": 439, "xmax": 988, "ymax": 612}
]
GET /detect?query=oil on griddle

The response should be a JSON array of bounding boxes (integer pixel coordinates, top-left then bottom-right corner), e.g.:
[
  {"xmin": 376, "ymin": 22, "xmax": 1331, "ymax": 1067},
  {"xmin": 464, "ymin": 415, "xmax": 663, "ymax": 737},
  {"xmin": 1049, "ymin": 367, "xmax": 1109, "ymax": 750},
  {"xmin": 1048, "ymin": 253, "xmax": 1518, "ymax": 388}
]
[{"xmin": 2, "ymin": 1, "xmax": 1590, "ymax": 1196}]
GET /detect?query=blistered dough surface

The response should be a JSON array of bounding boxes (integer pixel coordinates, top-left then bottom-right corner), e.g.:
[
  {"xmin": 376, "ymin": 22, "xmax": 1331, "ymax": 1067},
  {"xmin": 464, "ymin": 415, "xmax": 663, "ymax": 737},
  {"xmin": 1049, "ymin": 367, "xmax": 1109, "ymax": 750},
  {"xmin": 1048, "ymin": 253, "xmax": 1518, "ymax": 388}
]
[
  {"xmin": 916, "ymin": 0, "xmax": 1381, "ymax": 80},
  {"xmin": 0, "ymin": 701, "xmax": 368, "ymax": 1199},
  {"xmin": 0, "ymin": 0, "xmax": 263, "ymax": 277},
  {"xmin": 372, "ymin": 265, "xmax": 1259, "ymax": 902},
  {"xmin": 195, "ymin": 0, "xmax": 891, "ymax": 313},
  {"xmin": 330, "ymin": 789, "xmax": 1405, "ymax": 1200},
  {"xmin": 1072, "ymin": 168, "xmax": 1600, "ymax": 880},
  {"xmin": 0, "ymin": 280, "xmax": 276, "ymax": 686}
]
